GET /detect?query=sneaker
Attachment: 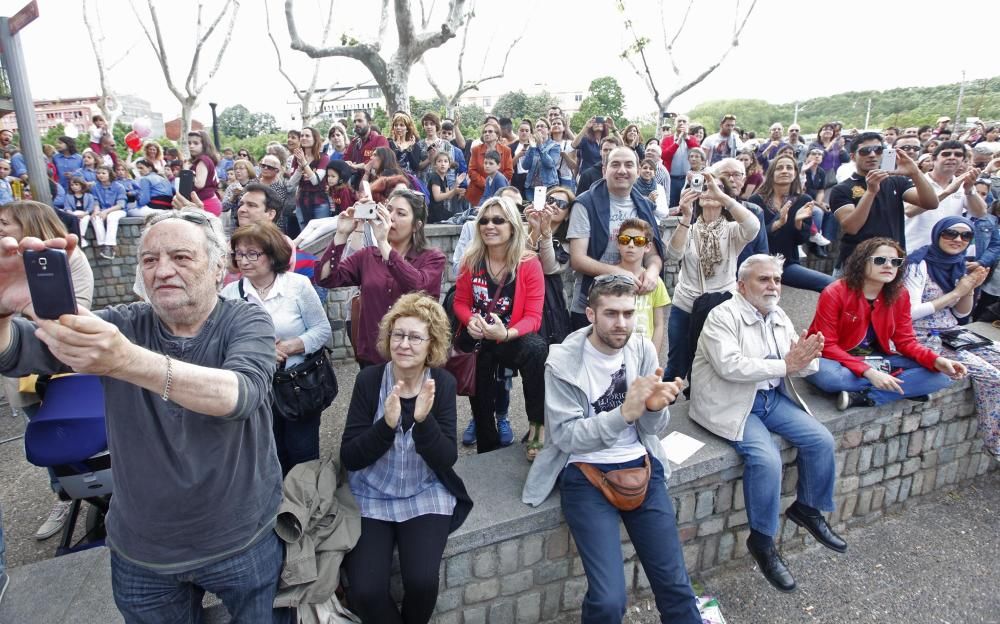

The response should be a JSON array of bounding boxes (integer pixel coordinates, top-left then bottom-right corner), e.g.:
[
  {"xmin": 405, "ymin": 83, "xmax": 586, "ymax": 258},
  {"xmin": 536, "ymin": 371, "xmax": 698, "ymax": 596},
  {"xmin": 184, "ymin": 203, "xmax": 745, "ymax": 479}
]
[
  {"xmin": 809, "ymin": 232, "xmax": 831, "ymax": 246},
  {"xmin": 35, "ymin": 499, "xmax": 73, "ymax": 540},
  {"xmin": 497, "ymin": 416, "xmax": 514, "ymax": 447},
  {"xmin": 461, "ymin": 420, "xmax": 476, "ymax": 446},
  {"xmin": 0, "ymin": 571, "xmax": 8, "ymax": 606},
  {"xmin": 836, "ymin": 391, "xmax": 875, "ymax": 411}
]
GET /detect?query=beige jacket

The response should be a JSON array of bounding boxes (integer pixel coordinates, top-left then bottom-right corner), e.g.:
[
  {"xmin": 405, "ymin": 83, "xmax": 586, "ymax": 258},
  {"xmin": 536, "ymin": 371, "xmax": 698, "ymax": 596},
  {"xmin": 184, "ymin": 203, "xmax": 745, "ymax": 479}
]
[{"xmin": 689, "ymin": 293, "xmax": 818, "ymax": 442}]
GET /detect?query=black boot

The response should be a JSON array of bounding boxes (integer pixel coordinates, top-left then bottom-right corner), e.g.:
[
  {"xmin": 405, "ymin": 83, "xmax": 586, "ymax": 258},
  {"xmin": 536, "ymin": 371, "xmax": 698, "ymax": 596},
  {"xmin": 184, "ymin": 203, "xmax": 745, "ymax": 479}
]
[{"xmin": 837, "ymin": 390, "xmax": 875, "ymax": 411}]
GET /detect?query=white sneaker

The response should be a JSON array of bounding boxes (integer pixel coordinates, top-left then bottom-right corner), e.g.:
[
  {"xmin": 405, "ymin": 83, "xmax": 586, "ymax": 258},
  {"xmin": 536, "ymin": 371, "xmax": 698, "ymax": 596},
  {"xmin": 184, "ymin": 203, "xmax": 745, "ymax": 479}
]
[
  {"xmin": 35, "ymin": 500, "xmax": 72, "ymax": 540},
  {"xmin": 809, "ymin": 232, "xmax": 831, "ymax": 246}
]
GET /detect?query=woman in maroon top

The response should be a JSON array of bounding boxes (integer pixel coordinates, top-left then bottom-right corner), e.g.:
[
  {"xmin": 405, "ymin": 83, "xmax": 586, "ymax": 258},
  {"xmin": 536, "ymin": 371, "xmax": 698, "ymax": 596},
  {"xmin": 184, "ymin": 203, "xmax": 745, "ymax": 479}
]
[
  {"xmin": 316, "ymin": 189, "xmax": 445, "ymax": 367},
  {"xmin": 186, "ymin": 130, "xmax": 222, "ymax": 216},
  {"xmin": 293, "ymin": 126, "xmax": 331, "ymax": 229}
]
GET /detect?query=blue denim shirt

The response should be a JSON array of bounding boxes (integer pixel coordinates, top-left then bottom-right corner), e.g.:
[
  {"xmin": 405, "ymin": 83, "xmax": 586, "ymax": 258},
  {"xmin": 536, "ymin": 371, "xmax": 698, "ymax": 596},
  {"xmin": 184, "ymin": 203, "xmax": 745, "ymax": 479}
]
[
  {"xmin": 970, "ymin": 214, "xmax": 1000, "ymax": 268},
  {"xmin": 53, "ymin": 153, "xmax": 83, "ymax": 189},
  {"xmin": 523, "ymin": 139, "xmax": 561, "ymax": 188},
  {"xmin": 138, "ymin": 173, "xmax": 175, "ymax": 208},
  {"xmin": 91, "ymin": 181, "xmax": 127, "ymax": 210}
]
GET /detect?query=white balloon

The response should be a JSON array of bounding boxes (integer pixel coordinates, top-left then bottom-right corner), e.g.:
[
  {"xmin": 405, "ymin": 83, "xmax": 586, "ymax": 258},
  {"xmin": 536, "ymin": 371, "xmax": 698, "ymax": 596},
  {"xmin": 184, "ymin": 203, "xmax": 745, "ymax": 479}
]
[
  {"xmin": 133, "ymin": 117, "xmax": 153, "ymax": 138},
  {"xmin": 64, "ymin": 123, "xmax": 80, "ymax": 139}
]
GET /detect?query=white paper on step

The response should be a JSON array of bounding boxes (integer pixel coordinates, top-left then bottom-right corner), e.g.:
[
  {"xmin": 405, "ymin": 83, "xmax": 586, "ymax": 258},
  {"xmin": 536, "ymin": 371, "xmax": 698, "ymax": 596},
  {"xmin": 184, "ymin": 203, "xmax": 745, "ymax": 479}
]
[{"xmin": 660, "ymin": 431, "xmax": 705, "ymax": 465}]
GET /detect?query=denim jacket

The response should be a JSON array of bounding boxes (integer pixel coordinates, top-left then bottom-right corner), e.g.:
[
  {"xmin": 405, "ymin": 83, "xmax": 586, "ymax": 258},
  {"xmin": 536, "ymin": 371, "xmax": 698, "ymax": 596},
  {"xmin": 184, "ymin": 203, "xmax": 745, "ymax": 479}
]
[
  {"xmin": 523, "ymin": 139, "xmax": 561, "ymax": 188},
  {"xmin": 970, "ymin": 214, "xmax": 1000, "ymax": 268}
]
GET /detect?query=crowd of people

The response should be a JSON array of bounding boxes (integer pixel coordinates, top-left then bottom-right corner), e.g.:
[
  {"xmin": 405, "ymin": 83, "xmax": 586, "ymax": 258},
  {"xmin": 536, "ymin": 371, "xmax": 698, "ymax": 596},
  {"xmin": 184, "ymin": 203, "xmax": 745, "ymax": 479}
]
[{"xmin": 0, "ymin": 106, "xmax": 999, "ymax": 622}]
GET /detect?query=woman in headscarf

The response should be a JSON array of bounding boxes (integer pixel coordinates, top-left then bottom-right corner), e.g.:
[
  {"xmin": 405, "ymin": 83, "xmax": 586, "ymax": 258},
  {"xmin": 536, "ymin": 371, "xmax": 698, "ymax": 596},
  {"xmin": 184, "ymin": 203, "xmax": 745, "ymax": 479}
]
[{"xmin": 904, "ymin": 217, "xmax": 998, "ymax": 460}]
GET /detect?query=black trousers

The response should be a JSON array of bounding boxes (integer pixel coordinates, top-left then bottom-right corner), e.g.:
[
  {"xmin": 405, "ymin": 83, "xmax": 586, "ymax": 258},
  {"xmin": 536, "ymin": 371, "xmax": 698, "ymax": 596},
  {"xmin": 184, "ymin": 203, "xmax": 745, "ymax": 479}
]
[
  {"xmin": 345, "ymin": 514, "xmax": 452, "ymax": 624},
  {"xmin": 271, "ymin": 409, "xmax": 321, "ymax": 476},
  {"xmin": 464, "ymin": 332, "xmax": 548, "ymax": 454}
]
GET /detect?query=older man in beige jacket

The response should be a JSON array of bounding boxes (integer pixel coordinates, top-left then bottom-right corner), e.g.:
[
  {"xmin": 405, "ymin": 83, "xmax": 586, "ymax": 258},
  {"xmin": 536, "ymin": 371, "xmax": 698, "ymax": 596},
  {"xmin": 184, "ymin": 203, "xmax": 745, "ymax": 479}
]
[{"xmin": 690, "ymin": 254, "xmax": 845, "ymax": 594}]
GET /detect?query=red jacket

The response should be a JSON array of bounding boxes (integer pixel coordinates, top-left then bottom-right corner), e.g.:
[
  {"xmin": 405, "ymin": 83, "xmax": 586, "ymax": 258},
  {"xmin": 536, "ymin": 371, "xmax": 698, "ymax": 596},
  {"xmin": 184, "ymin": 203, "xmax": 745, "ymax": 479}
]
[
  {"xmin": 807, "ymin": 280, "xmax": 939, "ymax": 377},
  {"xmin": 345, "ymin": 131, "xmax": 389, "ymax": 164},
  {"xmin": 454, "ymin": 256, "xmax": 543, "ymax": 337},
  {"xmin": 467, "ymin": 142, "xmax": 514, "ymax": 206},
  {"xmin": 660, "ymin": 134, "xmax": 701, "ymax": 170}
]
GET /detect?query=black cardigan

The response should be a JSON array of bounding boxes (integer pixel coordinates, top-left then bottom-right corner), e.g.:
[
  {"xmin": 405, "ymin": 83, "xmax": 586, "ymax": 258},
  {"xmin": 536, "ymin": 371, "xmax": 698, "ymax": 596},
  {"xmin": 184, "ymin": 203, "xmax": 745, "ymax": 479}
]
[{"xmin": 340, "ymin": 364, "xmax": 472, "ymax": 533}]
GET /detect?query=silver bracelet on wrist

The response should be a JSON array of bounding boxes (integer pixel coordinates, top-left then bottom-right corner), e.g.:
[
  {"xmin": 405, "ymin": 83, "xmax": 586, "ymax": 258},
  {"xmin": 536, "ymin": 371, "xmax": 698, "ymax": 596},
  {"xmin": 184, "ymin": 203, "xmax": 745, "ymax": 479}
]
[{"xmin": 162, "ymin": 354, "xmax": 173, "ymax": 402}]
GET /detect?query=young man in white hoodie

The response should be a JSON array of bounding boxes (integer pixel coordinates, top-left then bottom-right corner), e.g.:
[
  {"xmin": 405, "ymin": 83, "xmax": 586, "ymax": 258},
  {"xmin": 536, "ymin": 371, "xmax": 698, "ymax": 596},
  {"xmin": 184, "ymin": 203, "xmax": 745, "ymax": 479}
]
[{"xmin": 522, "ymin": 274, "xmax": 700, "ymax": 624}]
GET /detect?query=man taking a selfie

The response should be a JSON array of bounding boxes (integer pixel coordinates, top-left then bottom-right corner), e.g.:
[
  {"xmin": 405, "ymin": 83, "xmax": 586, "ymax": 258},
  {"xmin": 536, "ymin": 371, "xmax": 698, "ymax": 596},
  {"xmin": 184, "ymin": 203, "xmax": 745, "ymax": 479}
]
[{"xmin": 0, "ymin": 206, "xmax": 287, "ymax": 623}]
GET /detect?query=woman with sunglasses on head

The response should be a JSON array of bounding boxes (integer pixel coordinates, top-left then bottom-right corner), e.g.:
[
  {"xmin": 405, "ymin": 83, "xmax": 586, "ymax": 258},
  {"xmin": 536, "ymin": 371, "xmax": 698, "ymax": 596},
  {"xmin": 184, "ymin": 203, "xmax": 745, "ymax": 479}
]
[
  {"xmin": 663, "ymin": 172, "xmax": 760, "ymax": 383},
  {"xmin": 805, "ymin": 237, "xmax": 965, "ymax": 411},
  {"xmin": 749, "ymin": 155, "xmax": 835, "ymax": 293},
  {"xmin": 454, "ymin": 196, "xmax": 547, "ymax": 456},
  {"xmin": 316, "ymin": 189, "xmax": 445, "ymax": 369},
  {"xmin": 903, "ymin": 218, "xmax": 1000, "ymax": 459}
]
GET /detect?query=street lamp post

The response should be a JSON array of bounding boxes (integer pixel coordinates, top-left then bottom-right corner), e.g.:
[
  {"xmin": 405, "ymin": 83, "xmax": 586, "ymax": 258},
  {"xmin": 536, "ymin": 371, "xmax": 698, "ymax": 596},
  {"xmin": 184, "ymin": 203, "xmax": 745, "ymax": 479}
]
[{"xmin": 209, "ymin": 102, "xmax": 220, "ymax": 151}]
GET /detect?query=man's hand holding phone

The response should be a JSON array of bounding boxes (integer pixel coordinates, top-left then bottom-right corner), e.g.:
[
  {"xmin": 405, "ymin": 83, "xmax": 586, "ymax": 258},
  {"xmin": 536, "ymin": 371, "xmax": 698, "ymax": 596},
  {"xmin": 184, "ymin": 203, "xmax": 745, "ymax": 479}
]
[{"xmin": 0, "ymin": 234, "xmax": 78, "ymax": 321}]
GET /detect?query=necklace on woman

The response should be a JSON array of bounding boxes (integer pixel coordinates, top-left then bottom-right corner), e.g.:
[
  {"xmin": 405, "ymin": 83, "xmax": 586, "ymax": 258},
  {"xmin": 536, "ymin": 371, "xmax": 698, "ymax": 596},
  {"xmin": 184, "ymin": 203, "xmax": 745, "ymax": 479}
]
[
  {"xmin": 486, "ymin": 258, "xmax": 507, "ymax": 283},
  {"xmin": 254, "ymin": 275, "xmax": 278, "ymax": 298}
]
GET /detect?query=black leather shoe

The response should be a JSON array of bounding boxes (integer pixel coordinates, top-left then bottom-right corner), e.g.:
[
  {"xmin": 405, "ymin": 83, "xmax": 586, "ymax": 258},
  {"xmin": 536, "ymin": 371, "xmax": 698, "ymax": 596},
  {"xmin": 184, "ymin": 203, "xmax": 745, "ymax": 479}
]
[
  {"xmin": 746, "ymin": 538, "xmax": 796, "ymax": 592},
  {"xmin": 815, "ymin": 245, "xmax": 829, "ymax": 258},
  {"xmin": 786, "ymin": 505, "xmax": 848, "ymax": 553}
]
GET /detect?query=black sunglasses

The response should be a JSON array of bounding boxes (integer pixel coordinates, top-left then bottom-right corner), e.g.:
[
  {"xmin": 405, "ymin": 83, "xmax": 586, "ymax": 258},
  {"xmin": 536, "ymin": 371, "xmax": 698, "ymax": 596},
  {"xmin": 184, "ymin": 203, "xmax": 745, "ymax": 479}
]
[
  {"xmin": 940, "ymin": 228, "xmax": 974, "ymax": 242},
  {"xmin": 857, "ymin": 145, "xmax": 885, "ymax": 156},
  {"xmin": 896, "ymin": 145, "xmax": 921, "ymax": 152},
  {"xmin": 478, "ymin": 216, "xmax": 507, "ymax": 226},
  {"xmin": 546, "ymin": 198, "xmax": 569, "ymax": 210},
  {"xmin": 869, "ymin": 256, "xmax": 903, "ymax": 267},
  {"xmin": 260, "ymin": 163, "xmax": 279, "ymax": 171}
]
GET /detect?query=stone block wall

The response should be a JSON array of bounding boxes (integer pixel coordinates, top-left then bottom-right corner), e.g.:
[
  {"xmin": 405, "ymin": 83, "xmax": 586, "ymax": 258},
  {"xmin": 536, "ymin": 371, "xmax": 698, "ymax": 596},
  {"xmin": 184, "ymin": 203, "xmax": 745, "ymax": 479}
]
[{"xmin": 419, "ymin": 381, "xmax": 994, "ymax": 624}]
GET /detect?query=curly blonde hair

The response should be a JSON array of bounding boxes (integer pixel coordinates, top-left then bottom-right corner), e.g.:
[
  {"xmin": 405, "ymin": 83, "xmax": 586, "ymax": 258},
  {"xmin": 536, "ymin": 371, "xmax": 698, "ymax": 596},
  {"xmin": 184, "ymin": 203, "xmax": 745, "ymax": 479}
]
[{"xmin": 376, "ymin": 293, "xmax": 452, "ymax": 368}]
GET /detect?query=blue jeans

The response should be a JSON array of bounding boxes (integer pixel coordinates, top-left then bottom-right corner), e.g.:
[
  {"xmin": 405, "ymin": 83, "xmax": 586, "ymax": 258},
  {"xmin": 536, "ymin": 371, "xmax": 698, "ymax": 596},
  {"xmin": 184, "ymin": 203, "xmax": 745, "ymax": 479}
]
[
  {"xmin": 781, "ymin": 263, "xmax": 835, "ymax": 293},
  {"xmin": 272, "ymin": 410, "xmax": 321, "ymax": 476},
  {"xmin": 821, "ymin": 212, "xmax": 839, "ymax": 244},
  {"xmin": 730, "ymin": 389, "xmax": 836, "ymax": 536},
  {"xmin": 670, "ymin": 174, "xmax": 686, "ymax": 207},
  {"xmin": 807, "ymin": 355, "xmax": 952, "ymax": 405},
  {"xmin": 295, "ymin": 199, "xmax": 331, "ymax": 228},
  {"xmin": 110, "ymin": 532, "xmax": 291, "ymax": 624},
  {"xmin": 561, "ymin": 457, "xmax": 700, "ymax": 624},
  {"xmin": 1, "ymin": 503, "xmax": 6, "ymax": 577},
  {"xmin": 559, "ymin": 177, "xmax": 576, "ymax": 193},
  {"xmin": 664, "ymin": 306, "xmax": 692, "ymax": 381}
]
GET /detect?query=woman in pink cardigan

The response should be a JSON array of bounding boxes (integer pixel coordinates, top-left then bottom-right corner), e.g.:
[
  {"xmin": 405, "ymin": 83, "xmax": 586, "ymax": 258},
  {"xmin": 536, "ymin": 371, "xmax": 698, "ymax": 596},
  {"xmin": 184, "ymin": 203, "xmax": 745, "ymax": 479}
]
[{"xmin": 454, "ymin": 196, "xmax": 548, "ymax": 457}]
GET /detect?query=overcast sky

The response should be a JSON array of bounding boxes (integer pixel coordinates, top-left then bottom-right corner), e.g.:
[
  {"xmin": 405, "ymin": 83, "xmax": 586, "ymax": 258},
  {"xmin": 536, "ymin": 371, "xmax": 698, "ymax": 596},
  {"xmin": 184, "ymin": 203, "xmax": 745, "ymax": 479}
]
[{"xmin": 3, "ymin": 0, "xmax": 995, "ymax": 129}]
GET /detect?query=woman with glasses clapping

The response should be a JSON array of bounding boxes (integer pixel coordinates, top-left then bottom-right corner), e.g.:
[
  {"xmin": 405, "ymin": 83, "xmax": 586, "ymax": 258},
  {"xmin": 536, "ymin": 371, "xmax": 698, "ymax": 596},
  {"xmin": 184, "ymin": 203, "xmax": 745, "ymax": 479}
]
[
  {"xmin": 805, "ymin": 237, "xmax": 965, "ymax": 411},
  {"xmin": 453, "ymin": 196, "xmax": 548, "ymax": 457}
]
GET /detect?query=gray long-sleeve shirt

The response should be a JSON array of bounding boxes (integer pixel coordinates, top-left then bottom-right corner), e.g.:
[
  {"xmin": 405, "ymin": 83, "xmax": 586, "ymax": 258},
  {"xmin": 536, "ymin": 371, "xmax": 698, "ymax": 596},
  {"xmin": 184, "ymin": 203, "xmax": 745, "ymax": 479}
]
[{"xmin": 0, "ymin": 297, "xmax": 283, "ymax": 572}]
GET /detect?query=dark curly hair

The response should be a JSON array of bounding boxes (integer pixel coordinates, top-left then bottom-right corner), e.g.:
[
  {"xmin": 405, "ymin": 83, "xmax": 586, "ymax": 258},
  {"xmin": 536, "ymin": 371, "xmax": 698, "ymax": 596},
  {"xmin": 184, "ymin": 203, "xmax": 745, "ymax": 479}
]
[{"xmin": 842, "ymin": 237, "xmax": 907, "ymax": 305}]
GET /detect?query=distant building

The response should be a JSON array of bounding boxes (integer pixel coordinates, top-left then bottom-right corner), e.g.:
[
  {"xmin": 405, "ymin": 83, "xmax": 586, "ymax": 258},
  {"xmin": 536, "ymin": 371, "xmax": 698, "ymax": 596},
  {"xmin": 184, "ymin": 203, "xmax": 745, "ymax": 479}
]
[
  {"xmin": 456, "ymin": 86, "xmax": 586, "ymax": 117},
  {"xmin": 164, "ymin": 118, "xmax": 205, "ymax": 141},
  {"xmin": 293, "ymin": 83, "xmax": 384, "ymax": 123},
  {"xmin": 0, "ymin": 94, "xmax": 166, "ymax": 138}
]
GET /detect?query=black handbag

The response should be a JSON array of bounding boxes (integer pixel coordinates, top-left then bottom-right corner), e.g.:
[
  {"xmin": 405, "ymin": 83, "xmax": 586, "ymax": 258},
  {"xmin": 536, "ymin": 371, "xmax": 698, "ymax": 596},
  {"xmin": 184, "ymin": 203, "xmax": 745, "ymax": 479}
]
[
  {"xmin": 272, "ymin": 348, "xmax": 338, "ymax": 422},
  {"xmin": 236, "ymin": 279, "xmax": 338, "ymax": 421}
]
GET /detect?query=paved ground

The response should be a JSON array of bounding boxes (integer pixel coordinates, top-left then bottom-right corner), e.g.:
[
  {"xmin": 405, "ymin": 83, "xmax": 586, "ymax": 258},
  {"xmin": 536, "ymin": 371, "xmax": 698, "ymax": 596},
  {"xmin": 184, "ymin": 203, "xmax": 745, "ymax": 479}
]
[{"xmin": 620, "ymin": 469, "xmax": 1000, "ymax": 624}]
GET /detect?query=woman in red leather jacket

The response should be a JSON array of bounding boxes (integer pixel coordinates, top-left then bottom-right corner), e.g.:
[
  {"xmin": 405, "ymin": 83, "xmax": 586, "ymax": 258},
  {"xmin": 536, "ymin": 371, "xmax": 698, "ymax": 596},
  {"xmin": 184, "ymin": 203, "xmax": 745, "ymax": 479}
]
[{"xmin": 805, "ymin": 237, "xmax": 967, "ymax": 410}]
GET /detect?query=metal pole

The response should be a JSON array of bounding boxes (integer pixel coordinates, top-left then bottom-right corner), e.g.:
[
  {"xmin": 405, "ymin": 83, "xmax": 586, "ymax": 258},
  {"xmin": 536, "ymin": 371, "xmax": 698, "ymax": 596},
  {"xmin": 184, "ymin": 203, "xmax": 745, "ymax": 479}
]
[
  {"xmin": 209, "ymin": 102, "xmax": 220, "ymax": 151},
  {"xmin": 955, "ymin": 70, "xmax": 966, "ymax": 129},
  {"xmin": 0, "ymin": 17, "xmax": 51, "ymax": 204}
]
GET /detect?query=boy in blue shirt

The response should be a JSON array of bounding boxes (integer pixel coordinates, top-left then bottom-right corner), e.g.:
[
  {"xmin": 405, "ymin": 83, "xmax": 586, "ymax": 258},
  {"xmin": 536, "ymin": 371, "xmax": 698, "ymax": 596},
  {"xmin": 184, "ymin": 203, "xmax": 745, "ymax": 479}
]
[{"xmin": 479, "ymin": 150, "xmax": 509, "ymax": 206}]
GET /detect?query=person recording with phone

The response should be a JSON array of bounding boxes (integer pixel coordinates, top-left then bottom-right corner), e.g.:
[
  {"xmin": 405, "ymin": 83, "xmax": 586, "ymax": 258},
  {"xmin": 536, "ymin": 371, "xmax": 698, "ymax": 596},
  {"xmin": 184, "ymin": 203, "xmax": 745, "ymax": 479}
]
[
  {"xmin": 663, "ymin": 171, "xmax": 760, "ymax": 383},
  {"xmin": 829, "ymin": 132, "xmax": 939, "ymax": 273},
  {"xmin": 0, "ymin": 208, "xmax": 289, "ymax": 622},
  {"xmin": 315, "ymin": 189, "xmax": 445, "ymax": 368}
]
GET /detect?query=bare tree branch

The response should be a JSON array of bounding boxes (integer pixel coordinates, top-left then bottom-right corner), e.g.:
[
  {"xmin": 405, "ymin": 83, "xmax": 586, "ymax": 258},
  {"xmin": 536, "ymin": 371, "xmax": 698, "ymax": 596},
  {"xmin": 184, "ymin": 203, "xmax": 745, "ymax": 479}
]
[
  {"xmin": 375, "ymin": 0, "xmax": 391, "ymax": 51},
  {"xmin": 661, "ymin": 0, "xmax": 694, "ymax": 77},
  {"xmin": 187, "ymin": 0, "xmax": 240, "ymax": 95},
  {"xmin": 82, "ymin": 0, "xmax": 114, "ymax": 122},
  {"xmin": 128, "ymin": 0, "xmax": 184, "ymax": 103}
]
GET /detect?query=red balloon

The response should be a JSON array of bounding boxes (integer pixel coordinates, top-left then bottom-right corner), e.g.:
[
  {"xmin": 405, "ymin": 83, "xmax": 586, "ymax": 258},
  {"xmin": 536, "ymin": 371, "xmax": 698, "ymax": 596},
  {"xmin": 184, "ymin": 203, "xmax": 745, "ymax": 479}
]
[{"xmin": 124, "ymin": 131, "xmax": 143, "ymax": 152}]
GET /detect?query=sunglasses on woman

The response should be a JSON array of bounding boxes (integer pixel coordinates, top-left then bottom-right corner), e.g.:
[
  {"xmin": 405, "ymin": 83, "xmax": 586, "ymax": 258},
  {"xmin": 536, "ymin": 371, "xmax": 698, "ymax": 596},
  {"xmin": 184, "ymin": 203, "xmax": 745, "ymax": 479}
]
[
  {"xmin": 617, "ymin": 234, "xmax": 649, "ymax": 247},
  {"xmin": 546, "ymin": 198, "xmax": 569, "ymax": 210},
  {"xmin": 940, "ymin": 228, "xmax": 974, "ymax": 242},
  {"xmin": 478, "ymin": 216, "xmax": 507, "ymax": 226},
  {"xmin": 260, "ymin": 163, "xmax": 279, "ymax": 171},
  {"xmin": 868, "ymin": 256, "xmax": 903, "ymax": 267}
]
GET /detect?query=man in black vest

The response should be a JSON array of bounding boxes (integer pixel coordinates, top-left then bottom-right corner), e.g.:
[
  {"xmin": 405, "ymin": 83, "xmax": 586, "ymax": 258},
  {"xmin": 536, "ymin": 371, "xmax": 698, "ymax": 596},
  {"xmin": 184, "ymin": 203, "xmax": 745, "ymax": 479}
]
[{"xmin": 567, "ymin": 147, "xmax": 665, "ymax": 330}]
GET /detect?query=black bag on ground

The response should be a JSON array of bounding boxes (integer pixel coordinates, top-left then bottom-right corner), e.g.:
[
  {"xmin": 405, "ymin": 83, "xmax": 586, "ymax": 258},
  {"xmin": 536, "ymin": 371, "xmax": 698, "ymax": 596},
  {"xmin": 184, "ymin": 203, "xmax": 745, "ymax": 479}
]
[{"xmin": 272, "ymin": 348, "xmax": 338, "ymax": 421}]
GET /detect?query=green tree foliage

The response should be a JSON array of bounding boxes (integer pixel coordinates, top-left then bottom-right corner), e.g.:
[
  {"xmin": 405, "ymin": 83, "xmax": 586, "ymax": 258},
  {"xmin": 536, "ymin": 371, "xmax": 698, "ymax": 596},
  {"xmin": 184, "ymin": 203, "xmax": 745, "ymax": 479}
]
[
  {"xmin": 571, "ymin": 76, "xmax": 627, "ymax": 132},
  {"xmin": 406, "ymin": 97, "xmax": 486, "ymax": 138},
  {"xmin": 491, "ymin": 90, "xmax": 557, "ymax": 125},
  {"xmin": 217, "ymin": 105, "xmax": 280, "ymax": 140},
  {"xmin": 686, "ymin": 75, "xmax": 1000, "ymax": 135}
]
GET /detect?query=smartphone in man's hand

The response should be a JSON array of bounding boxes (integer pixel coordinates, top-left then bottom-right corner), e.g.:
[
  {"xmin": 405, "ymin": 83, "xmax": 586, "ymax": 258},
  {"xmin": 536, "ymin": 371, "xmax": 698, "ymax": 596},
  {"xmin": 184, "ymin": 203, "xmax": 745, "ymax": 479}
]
[{"xmin": 23, "ymin": 249, "xmax": 77, "ymax": 319}]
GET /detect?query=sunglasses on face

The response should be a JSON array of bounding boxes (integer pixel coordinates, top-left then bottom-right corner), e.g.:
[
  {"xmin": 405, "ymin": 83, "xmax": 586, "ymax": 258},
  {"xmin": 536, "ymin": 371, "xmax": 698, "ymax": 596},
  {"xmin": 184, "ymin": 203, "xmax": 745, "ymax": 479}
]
[
  {"xmin": 547, "ymin": 198, "xmax": 569, "ymax": 210},
  {"xmin": 869, "ymin": 256, "xmax": 903, "ymax": 267},
  {"xmin": 261, "ymin": 163, "xmax": 279, "ymax": 171},
  {"xmin": 940, "ymin": 228, "xmax": 974, "ymax": 242},
  {"xmin": 937, "ymin": 150, "xmax": 964, "ymax": 159},
  {"xmin": 478, "ymin": 216, "xmax": 508, "ymax": 226},
  {"xmin": 857, "ymin": 145, "xmax": 885, "ymax": 156},
  {"xmin": 896, "ymin": 145, "xmax": 920, "ymax": 152},
  {"xmin": 617, "ymin": 234, "xmax": 649, "ymax": 247}
]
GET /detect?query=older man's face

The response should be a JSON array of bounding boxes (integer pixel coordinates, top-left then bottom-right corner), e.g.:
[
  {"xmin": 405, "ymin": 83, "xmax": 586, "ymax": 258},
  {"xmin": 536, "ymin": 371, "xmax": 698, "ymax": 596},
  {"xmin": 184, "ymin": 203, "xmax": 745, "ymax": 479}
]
[
  {"xmin": 739, "ymin": 263, "xmax": 782, "ymax": 314},
  {"xmin": 140, "ymin": 220, "xmax": 220, "ymax": 321}
]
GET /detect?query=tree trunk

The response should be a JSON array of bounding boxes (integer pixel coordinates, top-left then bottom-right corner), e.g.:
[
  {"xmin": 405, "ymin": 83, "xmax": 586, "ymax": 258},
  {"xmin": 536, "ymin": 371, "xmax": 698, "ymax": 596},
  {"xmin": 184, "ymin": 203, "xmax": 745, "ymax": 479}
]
[
  {"xmin": 382, "ymin": 60, "xmax": 411, "ymax": 114},
  {"xmin": 180, "ymin": 100, "xmax": 195, "ymax": 158}
]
